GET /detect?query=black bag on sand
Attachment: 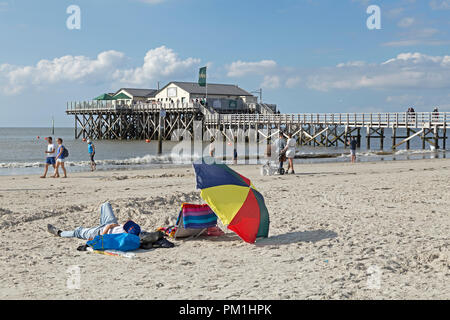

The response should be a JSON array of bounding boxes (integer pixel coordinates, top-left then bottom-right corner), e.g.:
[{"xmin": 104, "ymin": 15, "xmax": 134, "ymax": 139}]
[
  {"xmin": 139, "ymin": 231, "xmax": 175, "ymax": 249},
  {"xmin": 139, "ymin": 231, "xmax": 164, "ymax": 249},
  {"xmin": 151, "ymin": 238, "xmax": 175, "ymax": 249}
]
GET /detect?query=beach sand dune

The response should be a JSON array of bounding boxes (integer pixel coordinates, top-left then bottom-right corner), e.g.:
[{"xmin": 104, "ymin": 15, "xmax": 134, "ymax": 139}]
[{"xmin": 0, "ymin": 159, "xmax": 448, "ymax": 299}]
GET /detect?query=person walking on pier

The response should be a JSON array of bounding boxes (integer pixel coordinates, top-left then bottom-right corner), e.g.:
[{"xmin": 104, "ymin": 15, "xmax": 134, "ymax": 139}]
[
  {"xmin": 349, "ymin": 137, "xmax": 357, "ymax": 163},
  {"xmin": 40, "ymin": 137, "xmax": 56, "ymax": 178},
  {"xmin": 87, "ymin": 139, "xmax": 96, "ymax": 171},
  {"xmin": 432, "ymin": 107, "xmax": 439, "ymax": 122},
  {"xmin": 52, "ymin": 138, "xmax": 67, "ymax": 178}
]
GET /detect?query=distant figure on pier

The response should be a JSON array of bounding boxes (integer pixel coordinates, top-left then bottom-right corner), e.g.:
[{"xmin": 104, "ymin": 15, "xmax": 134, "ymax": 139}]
[
  {"xmin": 283, "ymin": 133, "xmax": 296, "ymax": 174},
  {"xmin": 40, "ymin": 137, "xmax": 56, "ymax": 178},
  {"xmin": 432, "ymin": 107, "xmax": 439, "ymax": 122},
  {"xmin": 349, "ymin": 137, "xmax": 357, "ymax": 163},
  {"xmin": 407, "ymin": 106, "xmax": 416, "ymax": 122},
  {"xmin": 87, "ymin": 139, "xmax": 96, "ymax": 172},
  {"xmin": 275, "ymin": 132, "xmax": 286, "ymax": 173},
  {"xmin": 52, "ymin": 138, "xmax": 67, "ymax": 178}
]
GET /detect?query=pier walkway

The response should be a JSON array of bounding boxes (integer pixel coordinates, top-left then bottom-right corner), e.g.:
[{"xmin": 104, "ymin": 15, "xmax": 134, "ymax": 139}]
[{"xmin": 66, "ymin": 102, "xmax": 449, "ymax": 150}]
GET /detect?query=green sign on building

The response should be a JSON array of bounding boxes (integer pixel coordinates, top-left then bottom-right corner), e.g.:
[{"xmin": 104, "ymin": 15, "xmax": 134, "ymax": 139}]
[{"xmin": 198, "ymin": 66, "xmax": 207, "ymax": 87}]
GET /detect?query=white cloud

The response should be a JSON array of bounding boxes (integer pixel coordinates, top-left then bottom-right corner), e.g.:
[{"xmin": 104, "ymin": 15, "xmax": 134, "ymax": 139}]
[
  {"xmin": 261, "ymin": 75, "xmax": 280, "ymax": 89},
  {"xmin": 0, "ymin": 50, "xmax": 126, "ymax": 95},
  {"xmin": 226, "ymin": 60, "xmax": 277, "ymax": 77},
  {"xmin": 386, "ymin": 95, "xmax": 424, "ymax": 104},
  {"xmin": 138, "ymin": 0, "xmax": 167, "ymax": 4},
  {"xmin": 0, "ymin": 1, "xmax": 9, "ymax": 12},
  {"xmin": 430, "ymin": 0, "xmax": 450, "ymax": 10},
  {"xmin": 382, "ymin": 39, "xmax": 450, "ymax": 47},
  {"xmin": 398, "ymin": 17, "xmax": 415, "ymax": 28},
  {"xmin": 0, "ymin": 46, "xmax": 201, "ymax": 94},
  {"xmin": 114, "ymin": 46, "xmax": 200, "ymax": 86},
  {"xmin": 382, "ymin": 52, "xmax": 444, "ymax": 65},
  {"xmin": 306, "ymin": 52, "xmax": 450, "ymax": 91},
  {"xmin": 285, "ymin": 76, "xmax": 301, "ymax": 88},
  {"xmin": 386, "ymin": 7, "xmax": 405, "ymax": 18},
  {"xmin": 337, "ymin": 61, "xmax": 367, "ymax": 68}
]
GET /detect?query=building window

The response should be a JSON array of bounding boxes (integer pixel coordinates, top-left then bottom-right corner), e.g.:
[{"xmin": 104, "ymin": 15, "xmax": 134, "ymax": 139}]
[{"xmin": 167, "ymin": 87, "xmax": 177, "ymax": 98}]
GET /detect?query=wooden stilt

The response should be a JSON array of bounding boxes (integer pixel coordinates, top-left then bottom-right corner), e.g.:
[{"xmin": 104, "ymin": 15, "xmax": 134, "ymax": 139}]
[
  {"xmin": 443, "ymin": 128, "xmax": 447, "ymax": 150},
  {"xmin": 406, "ymin": 128, "xmax": 410, "ymax": 150},
  {"xmin": 392, "ymin": 127, "xmax": 396, "ymax": 150},
  {"xmin": 366, "ymin": 127, "xmax": 371, "ymax": 150},
  {"xmin": 434, "ymin": 126, "xmax": 439, "ymax": 150}
]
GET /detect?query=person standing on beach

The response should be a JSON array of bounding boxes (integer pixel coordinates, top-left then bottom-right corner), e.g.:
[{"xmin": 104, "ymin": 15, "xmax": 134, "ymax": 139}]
[
  {"xmin": 283, "ymin": 133, "xmax": 296, "ymax": 174},
  {"xmin": 275, "ymin": 132, "xmax": 286, "ymax": 172},
  {"xmin": 349, "ymin": 137, "xmax": 357, "ymax": 163},
  {"xmin": 209, "ymin": 137, "xmax": 215, "ymax": 158},
  {"xmin": 40, "ymin": 137, "xmax": 56, "ymax": 178},
  {"xmin": 87, "ymin": 139, "xmax": 96, "ymax": 171},
  {"xmin": 52, "ymin": 138, "xmax": 67, "ymax": 178}
]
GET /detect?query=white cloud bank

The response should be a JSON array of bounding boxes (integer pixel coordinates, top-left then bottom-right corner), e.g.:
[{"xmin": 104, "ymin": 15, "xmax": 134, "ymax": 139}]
[
  {"xmin": 226, "ymin": 60, "xmax": 277, "ymax": 77},
  {"xmin": 430, "ymin": 0, "xmax": 450, "ymax": 10},
  {"xmin": 114, "ymin": 46, "xmax": 200, "ymax": 86},
  {"xmin": 224, "ymin": 53, "xmax": 450, "ymax": 92},
  {"xmin": 0, "ymin": 46, "xmax": 201, "ymax": 95},
  {"xmin": 306, "ymin": 52, "xmax": 450, "ymax": 91},
  {"xmin": 1, "ymin": 49, "xmax": 449, "ymax": 96}
]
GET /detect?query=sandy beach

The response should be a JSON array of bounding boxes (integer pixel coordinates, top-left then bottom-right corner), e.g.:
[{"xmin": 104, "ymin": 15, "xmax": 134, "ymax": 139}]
[{"xmin": 0, "ymin": 159, "xmax": 448, "ymax": 300}]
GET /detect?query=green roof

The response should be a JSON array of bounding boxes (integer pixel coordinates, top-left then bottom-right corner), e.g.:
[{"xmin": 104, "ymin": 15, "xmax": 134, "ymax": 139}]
[
  {"xmin": 93, "ymin": 93, "xmax": 114, "ymax": 100},
  {"xmin": 113, "ymin": 93, "xmax": 132, "ymax": 100}
]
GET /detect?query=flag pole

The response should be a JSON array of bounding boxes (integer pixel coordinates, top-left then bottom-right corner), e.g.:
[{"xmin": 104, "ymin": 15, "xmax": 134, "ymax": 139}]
[{"xmin": 205, "ymin": 67, "xmax": 208, "ymax": 107}]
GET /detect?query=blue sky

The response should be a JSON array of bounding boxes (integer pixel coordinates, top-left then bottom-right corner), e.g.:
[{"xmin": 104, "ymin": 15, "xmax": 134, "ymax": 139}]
[{"xmin": 0, "ymin": 0, "xmax": 449, "ymax": 127}]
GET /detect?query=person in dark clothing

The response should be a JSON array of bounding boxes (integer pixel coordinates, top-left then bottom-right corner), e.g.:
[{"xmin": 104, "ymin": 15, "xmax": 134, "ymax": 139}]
[
  {"xmin": 349, "ymin": 137, "xmax": 358, "ymax": 163},
  {"xmin": 275, "ymin": 132, "xmax": 287, "ymax": 172}
]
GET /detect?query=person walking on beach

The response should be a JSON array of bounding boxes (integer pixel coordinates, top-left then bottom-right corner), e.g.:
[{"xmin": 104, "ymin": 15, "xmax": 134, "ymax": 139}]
[
  {"xmin": 40, "ymin": 137, "xmax": 56, "ymax": 178},
  {"xmin": 52, "ymin": 138, "xmax": 67, "ymax": 178},
  {"xmin": 47, "ymin": 202, "xmax": 141, "ymax": 241},
  {"xmin": 275, "ymin": 132, "xmax": 286, "ymax": 173},
  {"xmin": 87, "ymin": 139, "xmax": 96, "ymax": 171},
  {"xmin": 209, "ymin": 137, "xmax": 215, "ymax": 158},
  {"xmin": 283, "ymin": 133, "xmax": 296, "ymax": 174},
  {"xmin": 349, "ymin": 137, "xmax": 357, "ymax": 163}
]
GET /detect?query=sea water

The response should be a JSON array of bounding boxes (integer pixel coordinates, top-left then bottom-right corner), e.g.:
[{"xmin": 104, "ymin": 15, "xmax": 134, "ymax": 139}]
[{"xmin": 0, "ymin": 127, "xmax": 447, "ymax": 176}]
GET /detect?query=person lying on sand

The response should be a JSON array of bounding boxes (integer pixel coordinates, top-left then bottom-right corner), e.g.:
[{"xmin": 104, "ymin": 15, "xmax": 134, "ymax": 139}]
[
  {"xmin": 47, "ymin": 201, "xmax": 173, "ymax": 248},
  {"xmin": 47, "ymin": 201, "xmax": 140, "ymax": 241}
]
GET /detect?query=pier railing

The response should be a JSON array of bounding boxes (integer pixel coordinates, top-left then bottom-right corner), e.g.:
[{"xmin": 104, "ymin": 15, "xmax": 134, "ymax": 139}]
[
  {"xmin": 205, "ymin": 112, "xmax": 450, "ymax": 128},
  {"xmin": 66, "ymin": 101, "xmax": 203, "ymax": 112}
]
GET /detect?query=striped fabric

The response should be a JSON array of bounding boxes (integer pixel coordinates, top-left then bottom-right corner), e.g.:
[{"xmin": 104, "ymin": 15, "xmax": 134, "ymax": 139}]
[{"xmin": 177, "ymin": 203, "xmax": 217, "ymax": 229}]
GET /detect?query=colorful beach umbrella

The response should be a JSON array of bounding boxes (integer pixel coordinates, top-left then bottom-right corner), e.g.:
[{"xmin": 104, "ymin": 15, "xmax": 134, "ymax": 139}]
[{"xmin": 193, "ymin": 160, "xmax": 269, "ymax": 244}]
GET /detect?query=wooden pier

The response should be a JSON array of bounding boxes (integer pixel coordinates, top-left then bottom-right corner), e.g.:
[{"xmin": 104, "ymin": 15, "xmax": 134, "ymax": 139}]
[
  {"xmin": 66, "ymin": 102, "xmax": 449, "ymax": 150},
  {"xmin": 203, "ymin": 113, "xmax": 449, "ymax": 150}
]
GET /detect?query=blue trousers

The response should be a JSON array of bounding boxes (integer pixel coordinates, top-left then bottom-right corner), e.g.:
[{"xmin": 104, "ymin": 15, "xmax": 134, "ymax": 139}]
[{"xmin": 60, "ymin": 202, "xmax": 118, "ymax": 240}]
